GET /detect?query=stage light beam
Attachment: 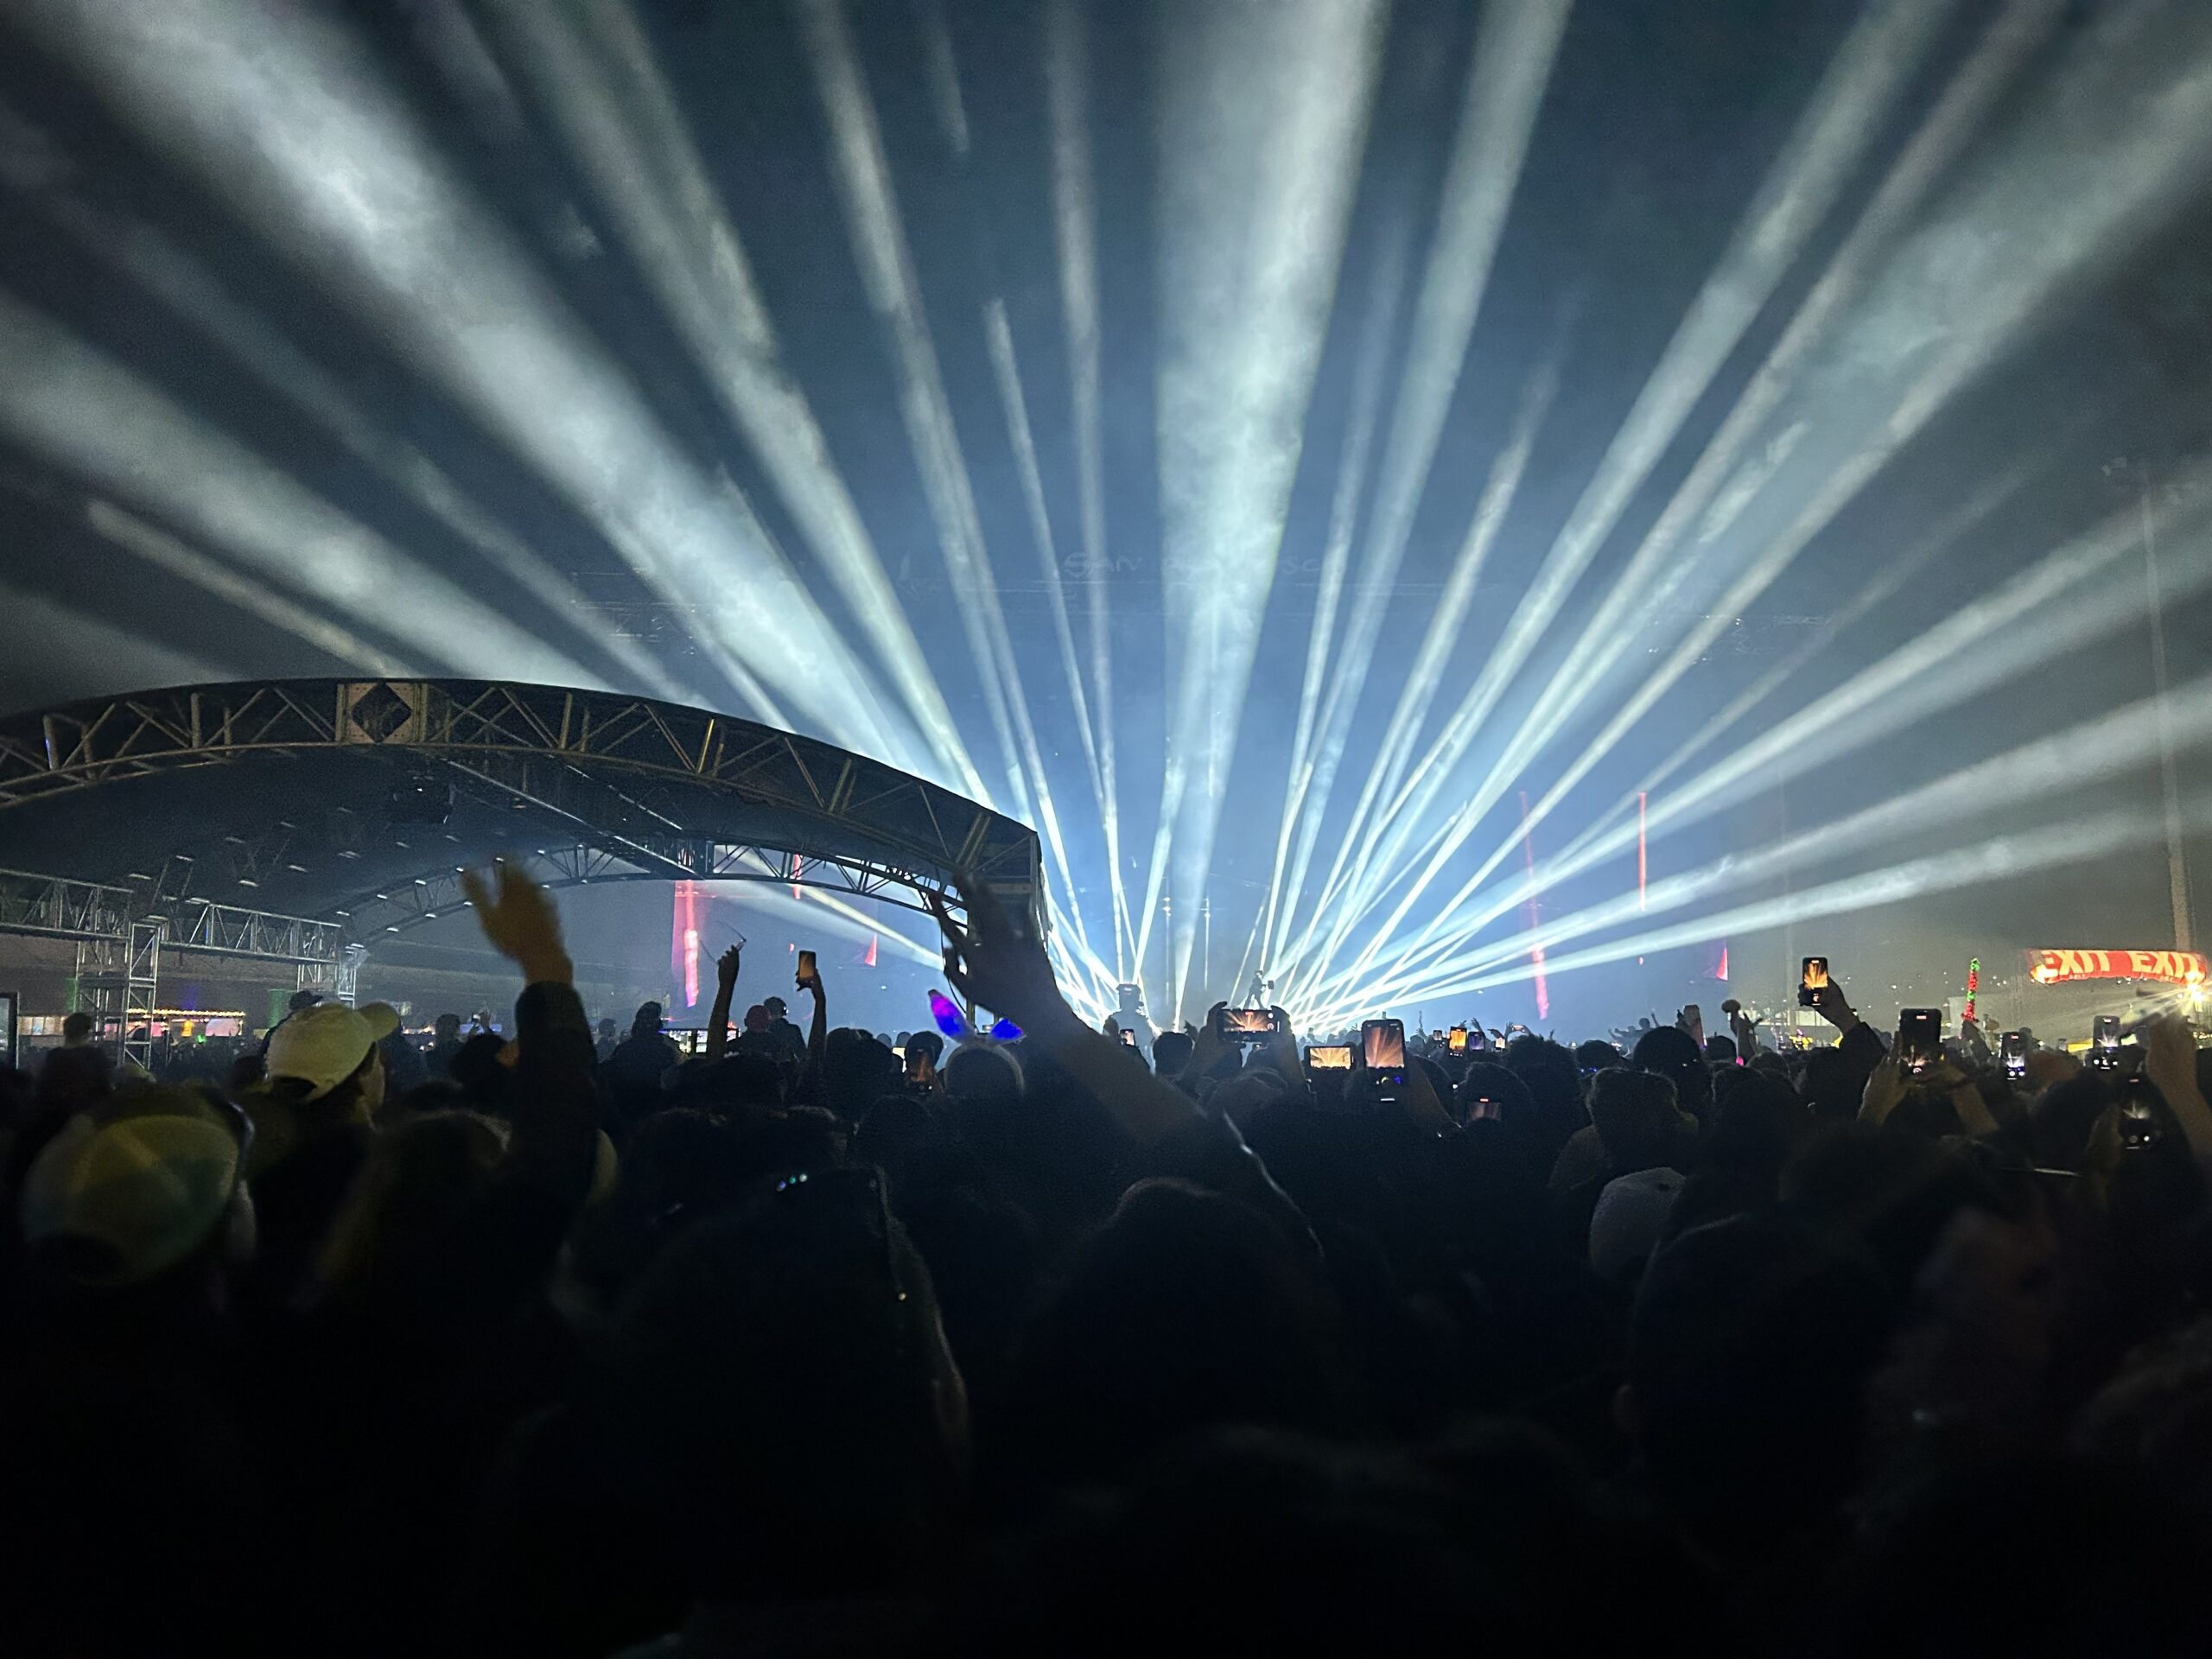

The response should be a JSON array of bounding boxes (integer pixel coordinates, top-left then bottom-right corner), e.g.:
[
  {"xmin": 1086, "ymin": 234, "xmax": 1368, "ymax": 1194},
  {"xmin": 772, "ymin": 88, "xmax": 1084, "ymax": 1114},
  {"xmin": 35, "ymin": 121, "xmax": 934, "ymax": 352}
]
[
  {"xmin": 13, "ymin": 0, "xmax": 931, "ymax": 758},
  {"xmin": 1150, "ymin": 0, "xmax": 1388, "ymax": 1016},
  {"xmin": 0, "ymin": 292, "xmax": 599, "ymax": 688},
  {"xmin": 480, "ymin": 0, "xmax": 982, "ymax": 785},
  {"xmin": 1330, "ymin": 0, "xmax": 1966, "ymax": 942},
  {"xmin": 1274, "ymin": 0, "xmax": 1573, "ymax": 955},
  {"xmin": 1365, "ymin": 479, "xmax": 2212, "ymax": 995}
]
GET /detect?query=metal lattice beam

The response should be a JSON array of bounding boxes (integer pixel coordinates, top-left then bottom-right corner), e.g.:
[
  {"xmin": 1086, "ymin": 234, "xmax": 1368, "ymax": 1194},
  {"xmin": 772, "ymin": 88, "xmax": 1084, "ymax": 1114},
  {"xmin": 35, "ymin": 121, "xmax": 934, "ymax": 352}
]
[
  {"xmin": 1, "ymin": 870, "xmax": 343, "ymax": 970},
  {"xmin": 0, "ymin": 868, "xmax": 130, "ymax": 940},
  {"xmin": 0, "ymin": 680, "xmax": 1046, "ymax": 938},
  {"xmin": 327, "ymin": 840, "xmax": 953, "ymax": 942},
  {"xmin": 168, "ymin": 899, "xmax": 347, "ymax": 964}
]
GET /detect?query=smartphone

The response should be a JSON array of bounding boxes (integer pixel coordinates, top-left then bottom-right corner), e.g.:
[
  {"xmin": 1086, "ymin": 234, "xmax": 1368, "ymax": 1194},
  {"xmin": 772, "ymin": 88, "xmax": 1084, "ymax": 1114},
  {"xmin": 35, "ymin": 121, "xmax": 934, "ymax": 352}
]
[
  {"xmin": 1897, "ymin": 1007, "xmax": 1942, "ymax": 1077},
  {"xmin": 1362, "ymin": 1018, "xmax": 1407, "ymax": 1086},
  {"xmin": 2000, "ymin": 1030, "xmax": 2028, "ymax": 1080},
  {"xmin": 1799, "ymin": 957, "xmax": 1829, "ymax": 1009},
  {"xmin": 2113, "ymin": 1072, "xmax": 2167, "ymax": 1151},
  {"xmin": 1117, "ymin": 1026, "xmax": 1139, "ymax": 1049},
  {"xmin": 1214, "ymin": 1006, "xmax": 1277, "ymax": 1045},
  {"xmin": 796, "ymin": 950, "xmax": 817, "ymax": 987},
  {"xmin": 2088, "ymin": 1014, "xmax": 2123, "ymax": 1071},
  {"xmin": 1304, "ymin": 1043, "xmax": 1353, "ymax": 1071},
  {"xmin": 1447, "ymin": 1026, "xmax": 1469, "ymax": 1054}
]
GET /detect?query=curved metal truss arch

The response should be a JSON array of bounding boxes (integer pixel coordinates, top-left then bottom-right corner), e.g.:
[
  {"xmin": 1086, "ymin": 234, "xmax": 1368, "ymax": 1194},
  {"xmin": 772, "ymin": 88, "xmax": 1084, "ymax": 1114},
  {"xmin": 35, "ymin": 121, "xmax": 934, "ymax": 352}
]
[{"xmin": 0, "ymin": 681, "xmax": 1043, "ymax": 1059}]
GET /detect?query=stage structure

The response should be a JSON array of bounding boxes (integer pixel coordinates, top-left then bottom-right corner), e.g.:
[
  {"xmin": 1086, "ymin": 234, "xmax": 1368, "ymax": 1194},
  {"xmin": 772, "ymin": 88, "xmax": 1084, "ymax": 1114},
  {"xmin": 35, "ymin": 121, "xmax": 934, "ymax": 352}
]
[{"xmin": 0, "ymin": 681, "xmax": 1043, "ymax": 1065}]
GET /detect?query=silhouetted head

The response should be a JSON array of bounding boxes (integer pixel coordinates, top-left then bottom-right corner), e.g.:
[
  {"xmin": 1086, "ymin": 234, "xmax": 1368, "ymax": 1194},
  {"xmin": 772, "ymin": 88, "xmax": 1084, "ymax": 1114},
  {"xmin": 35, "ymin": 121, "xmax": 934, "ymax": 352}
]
[
  {"xmin": 1502, "ymin": 1036, "xmax": 1580, "ymax": 1116},
  {"xmin": 601, "ymin": 1168, "xmax": 966, "ymax": 1602},
  {"xmin": 1797, "ymin": 1047, "xmax": 1861, "ymax": 1121},
  {"xmin": 1588, "ymin": 1067, "xmax": 1681, "ymax": 1176},
  {"xmin": 1151, "ymin": 1029, "xmax": 1194, "ymax": 1077},
  {"xmin": 1007, "ymin": 1179, "xmax": 1349, "ymax": 1486},
  {"xmin": 946, "ymin": 1428, "xmax": 1537, "ymax": 1655},
  {"xmin": 1626, "ymin": 1213, "xmax": 1891, "ymax": 1548},
  {"xmin": 1778, "ymin": 1123, "xmax": 2009, "ymax": 1295},
  {"xmin": 823, "ymin": 1031, "xmax": 901, "ymax": 1121},
  {"xmin": 1454, "ymin": 1062, "xmax": 1535, "ymax": 1128},
  {"xmin": 1702, "ymin": 1066, "xmax": 1808, "ymax": 1185},
  {"xmin": 944, "ymin": 1043, "xmax": 1023, "ymax": 1110},
  {"xmin": 1632, "ymin": 1025, "xmax": 1711, "ymax": 1118},
  {"xmin": 319, "ymin": 1109, "xmax": 507, "ymax": 1306}
]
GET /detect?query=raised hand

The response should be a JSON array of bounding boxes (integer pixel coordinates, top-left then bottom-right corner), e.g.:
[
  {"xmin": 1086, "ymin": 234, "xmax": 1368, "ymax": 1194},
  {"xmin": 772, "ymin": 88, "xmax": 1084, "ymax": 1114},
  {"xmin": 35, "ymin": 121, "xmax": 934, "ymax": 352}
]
[
  {"xmin": 1957, "ymin": 1015, "xmax": 1992, "ymax": 1065},
  {"xmin": 1859, "ymin": 1054, "xmax": 1907, "ymax": 1127},
  {"xmin": 2140, "ymin": 1012, "xmax": 2212, "ymax": 1158},
  {"xmin": 1184, "ymin": 1004, "xmax": 1236, "ymax": 1082},
  {"xmin": 923, "ymin": 876, "xmax": 1068, "ymax": 1033},
  {"xmin": 705, "ymin": 940, "xmax": 741, "ymax": 1063},
  {"xmin": 1397, "ymin": 1055, "xmax": 1453, "ymax": 1132},
  {"xmin": 1812, "ymin": 980, "xmax": 1860, "ymax": 1033},
  {"xmin": 1257, "ymin": 1006, "xmax": 1302, "ymax": 1087},
  {"xmin": 461, "ymin": 860, "xmax": 571, "ymax": 985}
]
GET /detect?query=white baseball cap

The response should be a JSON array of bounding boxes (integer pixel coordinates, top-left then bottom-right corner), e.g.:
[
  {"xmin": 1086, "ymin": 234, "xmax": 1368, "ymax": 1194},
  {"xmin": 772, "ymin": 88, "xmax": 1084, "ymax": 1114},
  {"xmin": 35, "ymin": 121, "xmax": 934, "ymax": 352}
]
[
  {"xmin": 266, "ymin": 1001, "xmax": 400, "ymax": 1100},
  {"xmin": 1588, "ymin": 1166, "xmax": 1686, "ymax": 1286}
]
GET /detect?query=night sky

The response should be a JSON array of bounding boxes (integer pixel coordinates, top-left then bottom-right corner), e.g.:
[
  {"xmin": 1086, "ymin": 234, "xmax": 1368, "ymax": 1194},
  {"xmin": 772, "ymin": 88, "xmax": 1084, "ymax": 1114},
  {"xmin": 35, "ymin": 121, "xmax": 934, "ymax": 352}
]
[{"xmin": 1, "ymin": 0, "xmax": 2208, "ymax": 1032}]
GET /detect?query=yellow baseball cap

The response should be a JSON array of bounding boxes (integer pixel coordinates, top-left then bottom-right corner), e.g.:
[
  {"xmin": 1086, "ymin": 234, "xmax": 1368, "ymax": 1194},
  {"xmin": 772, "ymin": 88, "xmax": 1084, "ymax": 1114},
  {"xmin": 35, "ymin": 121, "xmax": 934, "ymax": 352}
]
[{"xmin": 20, "ymin": 1097, "xmax": 248, "ymax": 1286}]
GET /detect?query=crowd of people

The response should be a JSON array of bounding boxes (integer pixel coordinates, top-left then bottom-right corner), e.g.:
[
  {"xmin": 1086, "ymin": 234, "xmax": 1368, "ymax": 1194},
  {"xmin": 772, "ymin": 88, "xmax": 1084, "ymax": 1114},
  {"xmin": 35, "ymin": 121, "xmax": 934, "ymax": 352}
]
[{"xmin": 2, "ymin": 865, "xmax": 2210, "ymax": 1656}]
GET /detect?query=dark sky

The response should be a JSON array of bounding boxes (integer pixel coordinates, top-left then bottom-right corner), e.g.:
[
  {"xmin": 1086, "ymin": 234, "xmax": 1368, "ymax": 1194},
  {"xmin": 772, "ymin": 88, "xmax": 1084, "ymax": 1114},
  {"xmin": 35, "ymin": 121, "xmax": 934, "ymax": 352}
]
[{"xmin": 1, "ymin": 0, "xmax": 2208, "ymax": 1029}]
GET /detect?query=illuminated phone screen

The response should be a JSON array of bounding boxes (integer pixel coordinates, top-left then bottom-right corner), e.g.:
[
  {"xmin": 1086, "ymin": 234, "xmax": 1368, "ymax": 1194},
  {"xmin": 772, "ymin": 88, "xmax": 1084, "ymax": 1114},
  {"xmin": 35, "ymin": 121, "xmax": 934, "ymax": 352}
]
[{"xmin": 1363, "ymin": 1020, "xmax": 1406, "ymax": 1071}]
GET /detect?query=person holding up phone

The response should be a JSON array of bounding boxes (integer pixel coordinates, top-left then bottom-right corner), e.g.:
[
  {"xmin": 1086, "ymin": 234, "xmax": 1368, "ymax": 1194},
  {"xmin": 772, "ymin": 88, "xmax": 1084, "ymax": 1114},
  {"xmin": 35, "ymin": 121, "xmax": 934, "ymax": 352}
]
[
  {"xmin": 785, "ymin": 949, "xmax": 827, "ymax": 1078},
  {"xmin": 1797, "ymin": 957, "xmax": 1888, "ymax": 1114}
]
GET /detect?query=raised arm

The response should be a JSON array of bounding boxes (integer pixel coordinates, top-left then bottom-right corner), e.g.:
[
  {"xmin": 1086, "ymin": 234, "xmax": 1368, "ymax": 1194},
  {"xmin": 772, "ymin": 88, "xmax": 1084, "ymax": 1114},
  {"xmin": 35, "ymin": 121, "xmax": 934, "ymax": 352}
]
[
  {"xmin": 925, "ymin": 883, "xmax": 1196, "ymax": 1143},
  {"xmin": 926, "ymin": 882, "xmax": 1315, "ymax": 1251},
  {"xmin": 801, "ymin": 953, "xmax": 828, "ymax": 1072},
  {"xmin": 2142, "ymin": 1013, "xmax": 2212, "ymax": 1163},
  {"xmin": 704, "ymin": 943, "xmax": 741, "ymax": 1064},
  {"xmin": 459, "ymin": 861, "xmax": 597, "ymax": 1205}
]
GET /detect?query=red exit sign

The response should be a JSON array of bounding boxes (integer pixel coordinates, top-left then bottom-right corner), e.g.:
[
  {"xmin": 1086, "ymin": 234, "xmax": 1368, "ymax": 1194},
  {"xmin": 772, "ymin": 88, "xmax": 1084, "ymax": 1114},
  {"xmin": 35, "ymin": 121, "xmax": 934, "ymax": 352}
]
[{"xmin": 2028, "ymin": 949, "xmax": 2209, "ymax": 986}]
